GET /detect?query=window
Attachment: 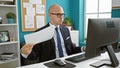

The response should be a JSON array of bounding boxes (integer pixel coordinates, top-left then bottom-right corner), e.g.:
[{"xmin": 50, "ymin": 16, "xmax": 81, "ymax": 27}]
[{"xmin": 85, "ymin": 0, "xmax": 111, "ymax": 38}]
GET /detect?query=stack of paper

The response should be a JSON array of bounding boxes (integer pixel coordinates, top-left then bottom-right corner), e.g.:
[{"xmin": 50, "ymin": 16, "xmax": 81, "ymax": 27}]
[
  {"xmin": 24, "ymin": 25, "xmax": 55, "ymax": 44},
  {"xmin": 0, "ymin": 53, "xmax": 15, "ymax": 58}
]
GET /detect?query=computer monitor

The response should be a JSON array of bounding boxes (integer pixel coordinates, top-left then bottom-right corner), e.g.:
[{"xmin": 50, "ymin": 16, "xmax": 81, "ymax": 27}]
[{"xmin": 86, "ymin": 18, "xmax": 120, "ymax": 67}]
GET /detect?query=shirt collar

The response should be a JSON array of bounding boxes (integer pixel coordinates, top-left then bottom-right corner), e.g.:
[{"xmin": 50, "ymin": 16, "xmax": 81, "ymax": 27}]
[{"xmin": 49, "ymin": 22, "xmax": 60, "ymax": 28}]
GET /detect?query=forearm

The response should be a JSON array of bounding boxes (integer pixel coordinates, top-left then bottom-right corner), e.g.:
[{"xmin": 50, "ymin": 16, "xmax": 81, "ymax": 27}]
[{"xmin": 21, "ymin": 50, "xmax": 38, "ymax": 61}]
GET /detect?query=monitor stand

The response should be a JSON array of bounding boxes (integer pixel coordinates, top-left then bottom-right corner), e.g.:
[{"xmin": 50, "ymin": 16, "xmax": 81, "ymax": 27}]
[
  {"xmin": 90, "ymin": 45, "xmax": 119, "ymax": 67},
  {"xmin": 116, "ymin": 42, "xmax": 120, "ymax": 52}
]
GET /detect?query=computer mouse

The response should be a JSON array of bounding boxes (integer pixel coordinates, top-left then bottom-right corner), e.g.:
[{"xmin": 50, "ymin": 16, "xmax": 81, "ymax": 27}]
[{"xmin": 54, "ymin": 59, "xmax": 66, "ymax": 66}]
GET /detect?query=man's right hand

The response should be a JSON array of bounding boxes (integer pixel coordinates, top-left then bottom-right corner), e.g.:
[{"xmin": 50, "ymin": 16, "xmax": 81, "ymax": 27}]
[{"xmin": 21, "ymin": 43, "xmax": 35, "ymax": 55}]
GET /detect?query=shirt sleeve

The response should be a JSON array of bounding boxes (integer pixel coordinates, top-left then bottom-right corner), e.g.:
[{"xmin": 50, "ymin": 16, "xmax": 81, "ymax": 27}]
[
  {"xmin": 81, "ymin": 46, "xmax": 84, "ymax": 52},
  {"xmin": 21, "ymin": 53, "xmax": 28, "ymax": 58},
  {"xmin": 81, "ymin": 46, "xmax": 86, "ymax": 52}
]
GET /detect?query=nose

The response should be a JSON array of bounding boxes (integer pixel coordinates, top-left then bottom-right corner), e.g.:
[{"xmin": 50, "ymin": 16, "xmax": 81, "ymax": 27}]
[{"xmin": 59, "ymin": 16, "xmax": 63, "ymax": 19}]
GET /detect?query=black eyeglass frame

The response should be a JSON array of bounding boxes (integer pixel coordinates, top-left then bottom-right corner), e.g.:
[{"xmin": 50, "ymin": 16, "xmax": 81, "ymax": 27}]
[{"xmin": 50, "ymin": 13, "xmax": 65, "ymax": 17}]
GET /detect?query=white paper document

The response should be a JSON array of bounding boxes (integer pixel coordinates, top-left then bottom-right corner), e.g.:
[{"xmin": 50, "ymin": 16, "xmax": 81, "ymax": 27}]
[
  {"xmin": 26, "ymin": 7, "xmax": 35, "ymax": 15},
  {"xmin": 23, "ymin": 3, "xmax": 32, "ymax": 8},
  {"xmin": 25, "ymin": 15, "xmax": 34, "ymax": 28},
  {"xmin": 36, "ymin": 4, "xmax": 45, "ymax": 14},
  {"xmin": 36, "ymin": 16, "xmax": 44, "ymax": 28},
  {"xmin": 30, "ymin": 0, "xmax": 41, "ymax": 4},
  {"xmin": 24, "ymin": 25, "xmax": 55, "ymax": 44}
]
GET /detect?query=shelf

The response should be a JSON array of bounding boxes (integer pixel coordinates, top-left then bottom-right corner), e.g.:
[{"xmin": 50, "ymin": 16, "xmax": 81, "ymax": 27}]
[
  {"xmin": 0, "ymin": 4, "xmax": 16, "ymax": 7},
  {"xmin": 0, "ymin": 41, "xmax": 18, "ymax": 46},
  {"xmin": 0, "ymin": 0, "xmax": 20, "ymax": 67},
  {"xmin": 0, "ymin": 57, "xmax": 19, "ymax": 64},
  {"xmin": 0, "ymin": 24, "xmax": 17, "ymax": 26},
  {"xmin": 112, "ymin": 6, "xmax": 120, "ymax": 9}
]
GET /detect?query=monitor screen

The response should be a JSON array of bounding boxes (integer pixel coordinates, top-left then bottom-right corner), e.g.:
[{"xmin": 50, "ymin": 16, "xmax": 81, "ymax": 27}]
[{"xmin": 86, "ymin": 18, "xmax": 120, "ymax": 67}]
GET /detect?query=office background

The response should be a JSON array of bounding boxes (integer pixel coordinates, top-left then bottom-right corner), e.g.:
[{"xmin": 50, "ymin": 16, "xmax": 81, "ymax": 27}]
[
  {"xmin": 17, "ymin": 0, "xmax": 120, "ymax": 46},
  {"xmin": 0, "ymin": 0, "xmax": 120, "ymax": 67},
  {"xmin": 17, "ymin": 0, "xmax": 84, "ymax": 46},
  {"xmin": 17, "ymin": 0, "xmax": 120, "ymax": 66}
]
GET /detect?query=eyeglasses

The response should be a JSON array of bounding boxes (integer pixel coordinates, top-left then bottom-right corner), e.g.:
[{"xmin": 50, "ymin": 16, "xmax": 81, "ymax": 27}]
[{"xmin": 50, "ymin": 13, "xmax": 65, "ymax": 18}]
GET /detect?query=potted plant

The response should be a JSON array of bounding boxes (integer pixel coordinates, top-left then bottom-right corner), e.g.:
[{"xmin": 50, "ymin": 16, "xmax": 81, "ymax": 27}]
[
  {"xmin": 63, "ymin": 16, "xmax": 72, "ymax": 26},
  {"xmin": 63, "ymin": 16, "xmax": 73, "ymax": 30},
  {"xmin": 6, "ymin": 12, "xmax": 16, "ymax": 24}
]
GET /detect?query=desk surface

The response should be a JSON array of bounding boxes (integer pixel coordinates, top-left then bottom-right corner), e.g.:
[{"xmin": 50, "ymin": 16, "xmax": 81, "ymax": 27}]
[{"xmin": 17, "ymin": 52, "xmax": 120, "ymax": 68}]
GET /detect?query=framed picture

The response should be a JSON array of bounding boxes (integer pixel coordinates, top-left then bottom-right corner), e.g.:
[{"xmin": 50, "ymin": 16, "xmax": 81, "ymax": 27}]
[{"xmin": 0, "ymin": 31, "xmax": 10, "ymax": 43}]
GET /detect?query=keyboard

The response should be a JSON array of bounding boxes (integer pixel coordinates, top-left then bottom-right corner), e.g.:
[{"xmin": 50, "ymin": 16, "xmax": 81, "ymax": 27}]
[{"xmin": 65, "ymin": 53, "xmax": 88, "ymax": 63}]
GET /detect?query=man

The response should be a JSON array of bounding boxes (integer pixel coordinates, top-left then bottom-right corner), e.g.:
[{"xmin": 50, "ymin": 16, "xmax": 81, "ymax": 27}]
[{"xmin": 21, "ymin": 4, "xmax": 82, "ymax": 63}]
